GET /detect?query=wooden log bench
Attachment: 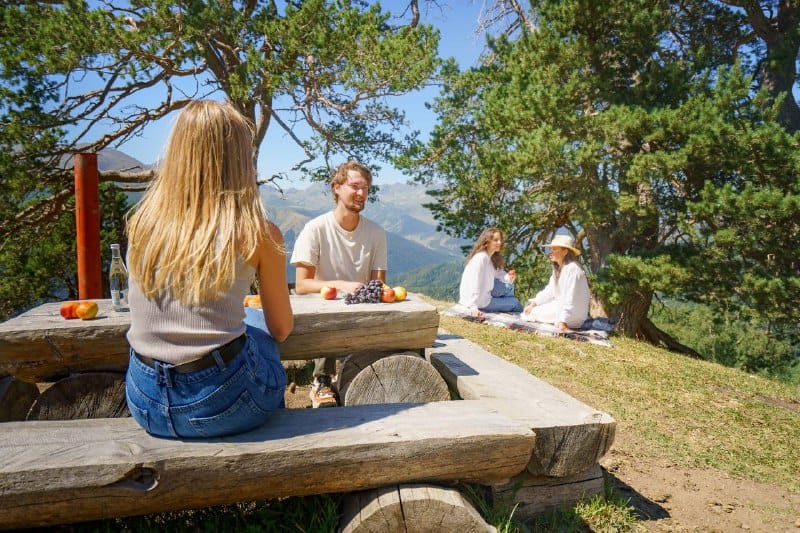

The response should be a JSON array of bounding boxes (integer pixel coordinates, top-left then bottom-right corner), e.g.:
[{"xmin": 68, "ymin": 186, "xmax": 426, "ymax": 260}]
[
  {"xmin": 427, "ymin": 332, "xmax": 616, "ymax": 518},
  {"xmin": 0, "ymin": 401, "xmax": 535, "ymax": 530},
  {"xmin": 0, "ymin": 298, "xmax": 615, "ymax": 528}
]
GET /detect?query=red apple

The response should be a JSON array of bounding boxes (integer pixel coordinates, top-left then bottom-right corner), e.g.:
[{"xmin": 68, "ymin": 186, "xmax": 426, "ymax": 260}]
[
  {"xmin": 381, "ymin": 288, "xmax": 395, "ymax": 303},
  {"xmin": 60, "ymin": 301, "xmax": 79, "ymax": 319},
  {"xmin": 320, "ymin": 286, "xmax": 337, "ymax": 300}
]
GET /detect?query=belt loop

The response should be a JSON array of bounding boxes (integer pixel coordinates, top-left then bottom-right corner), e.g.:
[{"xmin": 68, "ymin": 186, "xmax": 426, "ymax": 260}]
[
  {"xmin": 154, "ymin": 361, "xmax": 174, "ymax": 388},
  {"xmin": 211, "ymin": 349, "xmax": 226, "ymax": 371}
]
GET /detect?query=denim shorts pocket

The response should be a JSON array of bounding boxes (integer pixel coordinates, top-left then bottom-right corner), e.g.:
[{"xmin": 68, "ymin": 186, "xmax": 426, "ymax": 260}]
[
  {"xmin": 125, "ymin": 389, "xmax": 151, "ymax": 434},
  {"xmin": 188, "ymin": 389, "xmax": 270, "ymax": 438}
]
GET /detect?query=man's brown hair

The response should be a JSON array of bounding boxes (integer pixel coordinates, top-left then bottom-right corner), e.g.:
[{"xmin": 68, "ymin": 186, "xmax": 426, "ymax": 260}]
[{"xmin": 330, "ymin": 161, "xmax": 373, "ymax": 203}]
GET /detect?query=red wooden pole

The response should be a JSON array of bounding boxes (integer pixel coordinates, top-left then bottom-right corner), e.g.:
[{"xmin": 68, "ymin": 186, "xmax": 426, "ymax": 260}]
[{"xmin": 74, "ymin": 153, "xmax": 102, "ymax": 299}]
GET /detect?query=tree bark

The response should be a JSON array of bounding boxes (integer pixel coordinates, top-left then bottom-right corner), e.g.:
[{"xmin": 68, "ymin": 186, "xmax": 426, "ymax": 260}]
[
  {"xmin": 601, "ymin": 290, "xmax": 702, "ymax": 358},
  {"xmin": 736, "ymin": 1, "xmax": 800, "ymax": 133}
]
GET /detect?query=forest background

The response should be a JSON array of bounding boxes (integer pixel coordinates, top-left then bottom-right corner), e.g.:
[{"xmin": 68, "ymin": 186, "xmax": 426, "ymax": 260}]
[{"xmin": 1, "ymin": 0, "xmax": 798, "ymax": 383}]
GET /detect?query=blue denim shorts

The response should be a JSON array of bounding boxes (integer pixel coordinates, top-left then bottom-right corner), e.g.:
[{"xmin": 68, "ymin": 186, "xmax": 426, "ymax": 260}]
[{"xmin": 125, "ymin": 325, "xmax": 286, "ymax": 439}]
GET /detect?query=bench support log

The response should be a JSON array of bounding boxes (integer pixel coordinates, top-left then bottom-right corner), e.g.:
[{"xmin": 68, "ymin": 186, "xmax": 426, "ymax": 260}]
[
  {"xmin": 491, "ymin": 464, "xmax": 605, "ymax": 520},
  {"xmin": 338, "ymin": 353, "xmax": 450, "ymax": 406},
  {"xmin": 27, "ymin": 372, "xmax": 128, "ymax": 420},
  {"xmin": 428, "ymin": 332, "xmax": 615, "ymax": 478},
  {"xmin": 0, "ymin": 377, "xmax": 39, "ymax": 422},
  {"xmin": 340, "ymin": 484, "xmax": 495, "ymax": 533}
]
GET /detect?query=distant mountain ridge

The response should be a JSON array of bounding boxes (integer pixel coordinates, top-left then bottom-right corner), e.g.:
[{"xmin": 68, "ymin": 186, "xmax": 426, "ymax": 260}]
[{"xmin": 105, "ymin": 149, "xmax": 468, "ymax": 284}]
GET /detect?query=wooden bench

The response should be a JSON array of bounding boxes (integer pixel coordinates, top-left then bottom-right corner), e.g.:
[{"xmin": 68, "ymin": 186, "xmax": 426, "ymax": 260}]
[
  {"xmin": 0, "ymin": 295, "xmax": 439, "ymax": 383},
  {"xmin": 0, "ymin": 296, "xmax": 615, "ymax": 528},
  {"xmin": 427, "ymin": 332, "xmax": 616, "ymax": 518},
  {"xmin": 0, "ymin": 401, "xmax": 535, "ymax": 530}
]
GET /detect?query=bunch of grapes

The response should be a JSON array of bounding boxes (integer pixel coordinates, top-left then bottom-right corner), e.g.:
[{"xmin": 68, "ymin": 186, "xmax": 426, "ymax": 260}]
[{"xmin": 344, "ymin": 279, "xmax": 384, "ymax": 305}]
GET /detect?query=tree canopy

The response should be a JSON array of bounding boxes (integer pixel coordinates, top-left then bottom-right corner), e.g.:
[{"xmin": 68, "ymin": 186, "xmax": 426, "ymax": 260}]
[
  {"xmin": 399, "ymin": 0, "xmax": 800, "ymax": 355},
  {"xmin": 0, "ymin": 0, "xmax": 441, "ymax": 318}
]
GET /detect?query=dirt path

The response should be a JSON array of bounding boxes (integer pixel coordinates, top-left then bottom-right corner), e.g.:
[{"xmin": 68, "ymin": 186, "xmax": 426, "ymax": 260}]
[{"xmin": 602, "ymin": 431, "xmax": 800, "ymax": 532}]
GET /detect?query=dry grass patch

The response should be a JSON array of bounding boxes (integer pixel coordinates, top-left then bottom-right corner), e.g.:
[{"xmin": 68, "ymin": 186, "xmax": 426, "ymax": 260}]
[{"xmin": 432, "ymin": 305, "xmax": 800, "ymax": 494}]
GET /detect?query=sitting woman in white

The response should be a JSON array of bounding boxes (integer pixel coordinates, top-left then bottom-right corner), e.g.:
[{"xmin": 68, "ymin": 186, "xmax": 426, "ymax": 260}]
[
  {"xmin": 459, "ymin": 227, "xmax": 523, "ymax": 318},
  {"xmin": 522, "ymin": 235, "xmax": 590, "ymax": 332}
]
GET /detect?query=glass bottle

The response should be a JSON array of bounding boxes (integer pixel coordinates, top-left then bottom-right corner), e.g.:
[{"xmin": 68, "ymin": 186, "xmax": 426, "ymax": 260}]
[{"xmin": 109, "ymin": 243, "xmax": 129, "ymax": 312}]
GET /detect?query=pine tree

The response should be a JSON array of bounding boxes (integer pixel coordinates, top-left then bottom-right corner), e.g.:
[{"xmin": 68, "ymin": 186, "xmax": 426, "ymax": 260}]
[{"xmin": 400, "ymin": 0, "xmax": 800, "ymax": 351}]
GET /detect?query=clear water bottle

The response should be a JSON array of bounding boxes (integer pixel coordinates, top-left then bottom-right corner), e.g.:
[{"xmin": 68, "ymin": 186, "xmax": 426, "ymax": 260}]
[{"xmin": 109, "ymin": 243, "xmax": 129, "ymax": 312}]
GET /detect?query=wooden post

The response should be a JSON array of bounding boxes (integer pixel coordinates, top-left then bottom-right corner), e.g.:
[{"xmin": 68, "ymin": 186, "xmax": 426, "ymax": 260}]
[{"xmin": 74, "ymin": 153, "xmax": 102, "ymax": 299}]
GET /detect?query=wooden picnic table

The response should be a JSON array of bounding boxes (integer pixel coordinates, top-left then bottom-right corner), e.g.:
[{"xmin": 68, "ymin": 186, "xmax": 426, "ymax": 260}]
[{"xmin": 0, "ymin": 294, "xmax": 439, "ymax": 383}]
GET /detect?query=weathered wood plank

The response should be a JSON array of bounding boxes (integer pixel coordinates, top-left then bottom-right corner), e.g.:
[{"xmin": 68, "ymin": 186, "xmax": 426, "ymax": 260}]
[
  {"xmin": 340, "ymin": 484, "xmax": 495, "ymax": 533},
  {"xmin": 491, "ymin": 464, "xmax": 605, "ymax": 519},
  {"xmin": 0, "ymin": 400, "xmax": 535, "ymax": 529},
  {"xmin": 0, "ymin": 294, "xmax": 439, "ymax": 382},
  {"xmin": 428, "ymin": 332, "xmax": 616, "ymax": 478}
]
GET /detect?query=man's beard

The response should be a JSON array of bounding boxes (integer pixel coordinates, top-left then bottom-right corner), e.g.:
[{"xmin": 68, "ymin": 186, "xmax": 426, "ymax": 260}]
[{"xmin": 346, "ymin": 200, "xmax": 365, "ymax": 213}]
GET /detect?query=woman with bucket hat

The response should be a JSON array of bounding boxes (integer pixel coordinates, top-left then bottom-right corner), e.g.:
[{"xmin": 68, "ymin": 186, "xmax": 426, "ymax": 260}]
[{"xmin": 521, "ymin": 234, "xmax": 590, "ymax": 332}]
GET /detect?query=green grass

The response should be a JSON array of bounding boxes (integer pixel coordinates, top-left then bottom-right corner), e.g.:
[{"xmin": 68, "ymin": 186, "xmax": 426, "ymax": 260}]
[
  {"xmin": 56, "ymin": 297, "xmax": 800, "ymax": 531},
  {"xmin": 437, "ymin": 311, "xmax": 800, "ymax": 494}
]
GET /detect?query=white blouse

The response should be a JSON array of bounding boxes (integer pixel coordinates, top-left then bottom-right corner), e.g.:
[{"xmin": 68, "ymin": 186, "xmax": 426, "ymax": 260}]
[
  {"xmin": 458, "ymin": 251, "xmax": 509, "ymax": 309},
  {"xmin": 532, "ymin": 261, "xmax": 590, "ymax": 325}
]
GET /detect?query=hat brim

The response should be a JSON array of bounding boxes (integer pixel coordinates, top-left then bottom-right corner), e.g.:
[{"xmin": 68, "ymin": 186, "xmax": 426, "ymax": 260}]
[{"xmin": 544, "ymin": 244, "xmax": 581, "ymax": 256}]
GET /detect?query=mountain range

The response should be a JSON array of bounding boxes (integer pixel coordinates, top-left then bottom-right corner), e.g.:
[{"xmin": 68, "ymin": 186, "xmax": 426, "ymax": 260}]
[{"xmin": 105, "ymin": 149, "xmax": 468, "ymax": 286}]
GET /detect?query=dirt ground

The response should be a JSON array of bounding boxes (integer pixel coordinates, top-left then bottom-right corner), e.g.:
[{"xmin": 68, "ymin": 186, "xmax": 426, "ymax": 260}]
[
  {"xmin": 600, "ymin": 430, "xmax": 800, "ymax": 532},
  {"xmin": 283, "ymin": 378, "xmax": 800, "ymax": 532}
]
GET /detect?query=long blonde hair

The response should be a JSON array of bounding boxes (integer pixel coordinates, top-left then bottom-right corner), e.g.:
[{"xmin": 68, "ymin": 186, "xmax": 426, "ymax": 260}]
[
  {"xmin": 126, "ymin": 100, "xmax": 273, "ymax": 306},
  {"xmin": 465, "ymin": 227, "xmax": 506, "ymax": 270}
]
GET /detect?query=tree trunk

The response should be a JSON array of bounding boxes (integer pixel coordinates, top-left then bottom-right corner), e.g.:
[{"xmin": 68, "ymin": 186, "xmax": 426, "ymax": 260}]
[
  {"xmin": 743, "ymin": 2, "xmax": 800, "ymax": 133},
  {"xmin": 598, "ymin": 288, "xmax": 701, "ymax": 358}
]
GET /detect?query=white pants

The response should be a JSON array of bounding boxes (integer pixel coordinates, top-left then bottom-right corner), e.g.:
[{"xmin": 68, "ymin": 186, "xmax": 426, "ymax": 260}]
[{"xmin": 522, "ymin": 301, "xmax": 586, "ymax": 328}]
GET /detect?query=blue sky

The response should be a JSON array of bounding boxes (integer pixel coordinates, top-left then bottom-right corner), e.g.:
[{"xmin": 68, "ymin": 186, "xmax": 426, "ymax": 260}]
[{"xmin": 105, "ymin": 2, "xmax": 488, "ymax": 187}]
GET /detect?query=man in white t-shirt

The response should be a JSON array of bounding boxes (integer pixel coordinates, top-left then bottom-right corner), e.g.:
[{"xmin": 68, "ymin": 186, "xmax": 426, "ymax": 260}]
[{"xmin": 290, "ymin": 161, "xmax": 388, "ymax": 407}]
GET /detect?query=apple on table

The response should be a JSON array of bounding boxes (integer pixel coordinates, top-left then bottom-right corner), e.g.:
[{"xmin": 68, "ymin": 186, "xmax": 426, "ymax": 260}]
[
  {"xmin": 380, "ymin": 287, "xmax": 395, "ymax": 303},
  {"xmin": 320, "ymin": 286, "xmax": 337, "ymax": 300}
]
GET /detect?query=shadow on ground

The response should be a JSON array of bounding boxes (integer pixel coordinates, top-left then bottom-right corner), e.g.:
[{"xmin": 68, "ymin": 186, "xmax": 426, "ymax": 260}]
[{"xmin": 605, "ymin": 470, "xmax": 670, "ymax": 522}]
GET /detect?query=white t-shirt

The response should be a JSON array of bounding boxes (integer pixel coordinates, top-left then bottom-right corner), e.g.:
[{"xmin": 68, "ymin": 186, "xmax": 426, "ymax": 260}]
[
  {"xmin": 458, "ymin": 251, "xmax": 508, "ymax": 309},
  {"xmin": 290, "ymin": 211, "xmax": 387, "ymax": 283}
]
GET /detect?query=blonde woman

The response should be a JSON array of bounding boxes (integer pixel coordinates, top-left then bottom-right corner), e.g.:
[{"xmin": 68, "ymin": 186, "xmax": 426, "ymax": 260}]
[
  {"xmin": 458, "ymin": 227, "xmax": 523, "ymax": 318},
  {"xmin": 125, "ymin": 100, "xmax": 292, "ymax": 438},
  {"xmin": 521, "ymin": 235, "xmax": 590, "ymax": 332}
]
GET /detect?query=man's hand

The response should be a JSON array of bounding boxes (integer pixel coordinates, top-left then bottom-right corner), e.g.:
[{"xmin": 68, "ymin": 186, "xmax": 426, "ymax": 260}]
[{"xmin": 523, "ymin": 302, "xmax": 536, "ymax": 314}]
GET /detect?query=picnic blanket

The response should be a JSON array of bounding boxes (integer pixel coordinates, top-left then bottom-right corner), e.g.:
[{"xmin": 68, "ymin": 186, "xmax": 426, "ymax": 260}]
[{"xmin": 442, "ymin": 304, "xmax": 615, "ymax": 347}]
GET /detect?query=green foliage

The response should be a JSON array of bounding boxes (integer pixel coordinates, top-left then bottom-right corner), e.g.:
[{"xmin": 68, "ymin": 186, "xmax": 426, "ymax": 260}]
[
  {"xmin": 650, "ymin": 300, "xmax": 799, "ymax": 383},
  {"xmin": 0, "ymin": 184, "xmax": 131, "ymax": 320},
  {"xmin": 399, "ymin": 1, "xmax": 800, "ymax": 345},
  {"xmin": 1, "ymin": 0, "xmax": 441, "ymax": 318}
]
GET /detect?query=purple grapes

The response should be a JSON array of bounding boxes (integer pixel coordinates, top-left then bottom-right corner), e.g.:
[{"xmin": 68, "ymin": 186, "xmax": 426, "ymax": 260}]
[{"xmin": 344, "ymin": 279, "xmax": 384, "ymax": 305}]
